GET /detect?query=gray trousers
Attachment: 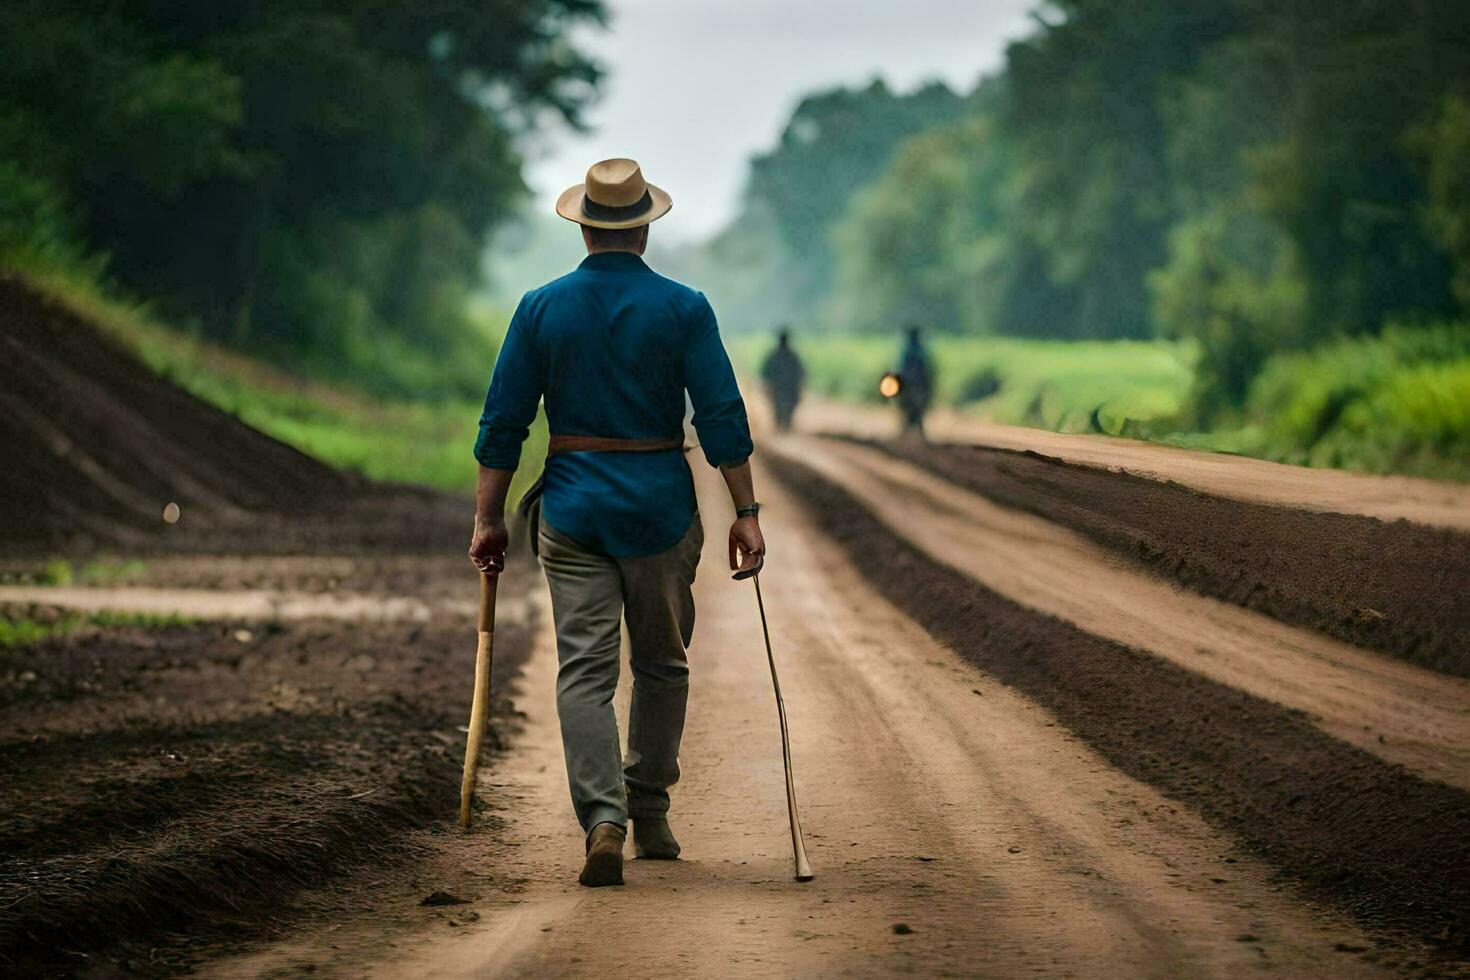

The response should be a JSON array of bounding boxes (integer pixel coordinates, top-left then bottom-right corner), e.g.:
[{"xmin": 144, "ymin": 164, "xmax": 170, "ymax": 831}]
[{"xmin": 538, "ymin": 516, "xmax": 703, "ymax": 832}]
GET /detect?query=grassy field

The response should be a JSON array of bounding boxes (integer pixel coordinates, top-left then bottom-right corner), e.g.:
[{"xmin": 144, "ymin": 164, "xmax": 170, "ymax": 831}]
[
  {"xmin": 728, "ymin": 333, "xmax": 1195, "ymax": 435},
  {"xmin": 730, "ymin": 328, "xmax": 1470, "ymax": 481},
  {"xmin": 21, "ymin": 266, "xmax": 545, "ymax": 496}
]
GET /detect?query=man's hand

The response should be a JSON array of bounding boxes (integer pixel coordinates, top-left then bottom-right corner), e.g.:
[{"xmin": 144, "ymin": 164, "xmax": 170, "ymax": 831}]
[
  {"xmin": 469, "ymin": 515, "xmax": 509, "ymax": 578},
  {"xmin": 729, "ymin": 515, "xmax": 765, "ymax": 575}
]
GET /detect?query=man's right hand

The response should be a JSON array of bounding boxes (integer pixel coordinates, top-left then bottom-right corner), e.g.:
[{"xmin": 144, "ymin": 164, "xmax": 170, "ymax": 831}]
[
  {"xmin": 469, "ymin": 515, "xmax": 509, "ymax": 578},
  {"xmin": 729, "ymin": 515, "xmax": 765, "ymax": 576}
]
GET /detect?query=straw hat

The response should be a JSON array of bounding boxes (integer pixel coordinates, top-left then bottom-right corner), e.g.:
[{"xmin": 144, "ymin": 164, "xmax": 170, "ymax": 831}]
[{"xmin": 556, "ymin": 158, "xmax": 673, "ymax": 229}]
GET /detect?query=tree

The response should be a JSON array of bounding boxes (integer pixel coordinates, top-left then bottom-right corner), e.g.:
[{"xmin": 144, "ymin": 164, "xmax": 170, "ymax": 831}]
[
  {"xmin": 812, "ymin": 0, "xmax": 1469, "ymax": 419},
  {"xmin": 0, "ymin": 0, "xmax": 605, "ymax": 396},
  {"xmin": 1411, "ymin": 93, "xmax": 1470, "ymax": 312},
  {"xmin": 713, "ymin": 79, "xmax": 971, "ymax": 330},
  {"xmin": 827, "ymin": 92, "xmax": 1077, "ymax": 338},
  {"xmin": 1241, "ymin": 0, "xmax": 1465, "ymax": 338},
  {"xmin": 1001, "ymin": 0, "xmax": 1246, "ymax": 340}
]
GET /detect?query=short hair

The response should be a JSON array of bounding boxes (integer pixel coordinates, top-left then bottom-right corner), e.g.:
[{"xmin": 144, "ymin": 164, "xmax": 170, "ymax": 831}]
[{"xmin": 585, "ymin": 223, "xmax": 648, "ymax": 251}]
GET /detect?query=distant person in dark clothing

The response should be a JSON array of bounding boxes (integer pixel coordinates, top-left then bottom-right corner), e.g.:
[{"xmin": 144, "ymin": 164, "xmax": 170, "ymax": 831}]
[
  {"xmin": 897, "ymin": 324, "xmax": 933, "ymax": 439},
  {"xmin": 760, "ymin": 328, "xmax": 805, "ymax": 432}
]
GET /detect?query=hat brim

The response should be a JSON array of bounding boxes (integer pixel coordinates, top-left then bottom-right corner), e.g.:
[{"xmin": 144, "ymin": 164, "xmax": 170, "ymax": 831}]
[{"xmin": 555, "ymin": 182, "xmax": 673, "ymax": 229}]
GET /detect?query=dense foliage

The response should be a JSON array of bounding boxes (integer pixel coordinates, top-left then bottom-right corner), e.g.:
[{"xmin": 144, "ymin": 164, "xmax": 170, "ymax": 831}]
[
  {"xmin": 700, "ymin": 80, "xmax": 972, "ymax": 332},
  {"xmin": 721, "ymin": 0, "xmax": 1470, "ymax": 431},
  {"xmin": 0, "ymin": 0, "xmax": 604, "ymax": 397}
]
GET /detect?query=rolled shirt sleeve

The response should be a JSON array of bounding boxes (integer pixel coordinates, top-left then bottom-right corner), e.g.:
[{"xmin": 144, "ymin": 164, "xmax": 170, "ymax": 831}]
[
  {"xmin": 683, "ymin": 293, "xmax": 754, "ymax": 468},
  {"xmin": 473, "ymin": 296, "xmax": 543, "ymax": 470}
]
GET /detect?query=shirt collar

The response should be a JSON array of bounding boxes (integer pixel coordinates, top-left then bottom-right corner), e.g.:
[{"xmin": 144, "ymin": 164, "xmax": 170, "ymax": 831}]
[{"xmin": 578, "ymin": 251, "xmax": 652, "ymax": 273}]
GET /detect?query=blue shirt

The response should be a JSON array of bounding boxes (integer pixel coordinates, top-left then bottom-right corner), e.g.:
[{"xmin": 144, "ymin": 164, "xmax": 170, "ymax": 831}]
[{"xmin": 474, "ymin": 251, "xmax": 753, "ymax": 557}]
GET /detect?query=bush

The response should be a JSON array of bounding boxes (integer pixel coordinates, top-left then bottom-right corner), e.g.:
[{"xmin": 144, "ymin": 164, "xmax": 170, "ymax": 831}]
[
  {"xmin": 0, "ymin": 162, "xmax": 86, "ymax": 268},
  {"xmin": 1244, "ymin": 323, "xmax": 1470, "ymax": 477}
]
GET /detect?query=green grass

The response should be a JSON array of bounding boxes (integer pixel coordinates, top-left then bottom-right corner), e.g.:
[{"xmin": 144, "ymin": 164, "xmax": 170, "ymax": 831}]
[
  {"xmin": 36, "ymin": 559, "xmax": 74, "ymax": 586},
  {"xmin": 731, "ymin": 327, "xmax": 1470, "ymax": 481},
  {"xmin": 78, "ymin": 559, "xmax": 148, "ymax": 585},
  {"xmin": 0, "ymin": 610, "xmax": 195, "ymax": 649},
  {"xmin": 25, "ymin": 559, "xmax": 149, "ymax": 587},
  {"xmin": 728, "ymin": 333, "xmax": 1196, "ymax": 435},
  {"xmin": 17, "ymin": 265, "xmax": 545, "ymax": 496}
]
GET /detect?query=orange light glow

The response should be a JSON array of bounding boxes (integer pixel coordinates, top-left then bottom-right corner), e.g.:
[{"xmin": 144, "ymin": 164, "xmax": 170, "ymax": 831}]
[{"xmin": 879, "ymin": 372, "xmax": 902, "ymax": 399}]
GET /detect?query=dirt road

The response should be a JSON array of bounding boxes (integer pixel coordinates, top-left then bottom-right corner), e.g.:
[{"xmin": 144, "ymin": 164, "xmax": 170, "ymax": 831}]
[
  {"xmin": 198, "ymin": 460, "xmax": 1427, "ymax": 978},
  {"xmin": 5, "ymin": 301, "xmax": 1465, "ymax": 975}
]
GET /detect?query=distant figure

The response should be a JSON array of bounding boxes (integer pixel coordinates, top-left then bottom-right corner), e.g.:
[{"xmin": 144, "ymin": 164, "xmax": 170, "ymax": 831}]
[
  {"xmin": 897, "ymin": 324, "xmax": 933, "ymax": 439},
  {"xmin": 760, "ymin": 328, "xmax": 805, "ymax": 432}
]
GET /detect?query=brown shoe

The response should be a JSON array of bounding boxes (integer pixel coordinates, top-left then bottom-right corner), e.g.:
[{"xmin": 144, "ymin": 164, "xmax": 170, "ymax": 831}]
[
  {"xmin": 579, "ymin": 822, "xmax": 625, "ymax": 887},
  {"xmin": 632, "ymin": 818, "xmax": 680, "ymax": 860}
]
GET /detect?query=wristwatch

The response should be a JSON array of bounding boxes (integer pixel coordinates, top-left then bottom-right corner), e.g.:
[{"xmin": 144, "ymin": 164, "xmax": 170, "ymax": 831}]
[{"xmin": 736, "ymin": 503, "xmax": 762, "ymax": 519}]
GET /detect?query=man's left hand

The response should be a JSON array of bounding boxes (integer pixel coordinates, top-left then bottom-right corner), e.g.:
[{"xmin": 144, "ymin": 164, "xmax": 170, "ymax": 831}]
[{"xmin": 729, "ymin": 515, "xmax": 765, "ymax": 575}]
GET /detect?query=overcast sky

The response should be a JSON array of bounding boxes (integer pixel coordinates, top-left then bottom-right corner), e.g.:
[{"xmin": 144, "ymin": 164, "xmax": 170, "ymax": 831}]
[{"xmin": 523, "ymin": 0, "xmax": 1038, "ymax": 243}]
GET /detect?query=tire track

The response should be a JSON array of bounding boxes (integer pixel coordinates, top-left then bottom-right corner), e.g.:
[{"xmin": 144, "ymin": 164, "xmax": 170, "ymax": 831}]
[
  {"xmin": 864, "ymin": 436, "xmax": 1470, "ymax": 676},
  {"xmin": 767, "ymin": 449, "xmax": 1470, "ymax": 959},
  {"xmin": 793, "ymin": 436, "xmax": 1470, "ymax": 790}
]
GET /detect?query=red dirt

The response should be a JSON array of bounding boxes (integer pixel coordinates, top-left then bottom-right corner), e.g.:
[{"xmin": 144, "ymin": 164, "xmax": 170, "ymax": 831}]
[
  {"xmin": 865, "ymin": 437, "xmax": 1470, "ymax": 677},
  {"xmin": 768, "ymin": 452, "xmax": 1470, "ymax": 961}
]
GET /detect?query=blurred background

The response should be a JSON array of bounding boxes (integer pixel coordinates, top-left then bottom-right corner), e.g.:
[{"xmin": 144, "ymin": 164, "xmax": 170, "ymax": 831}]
[{"xmin": 3, "ymin": 0, "xmax": 1468, "ymax": 486}]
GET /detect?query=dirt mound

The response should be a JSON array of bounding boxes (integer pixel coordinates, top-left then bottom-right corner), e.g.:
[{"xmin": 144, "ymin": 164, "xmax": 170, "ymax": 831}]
[
  {"xmin": 770, "ymin": 452, "xmax": 1470, "ymax": 960},
  {"xmin": 869, "ymin": 438, "xmax": 1470, "ymax": 677},
  {"xmin": 0, "ymin": 274, "xmax": 466, "ymax": 556}
]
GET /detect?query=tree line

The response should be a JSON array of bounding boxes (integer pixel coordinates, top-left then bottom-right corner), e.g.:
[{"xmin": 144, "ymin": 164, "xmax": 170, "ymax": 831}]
[
  {"xmin": 0, "ymin": 0, "xmax": 605, "ymax": 397},
  {"xmin": 711, "ymin": 0, "xmax": 1470, "ymax": 421}
]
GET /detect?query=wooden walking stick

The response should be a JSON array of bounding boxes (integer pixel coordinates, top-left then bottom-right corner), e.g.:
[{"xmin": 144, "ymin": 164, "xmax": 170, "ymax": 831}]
[
  {"xmin": 735, "ymin": 557, "xmax": 814, "ymax": 881},
  {"xmin": 459, "ymin": 573, "xmax": 497, "ymax": 828}
]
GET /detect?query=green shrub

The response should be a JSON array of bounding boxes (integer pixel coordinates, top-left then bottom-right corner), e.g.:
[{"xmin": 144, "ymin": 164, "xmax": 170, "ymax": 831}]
[
  {"xmin": 37, "ymin": 560, "xmax": 73, "ymax": 586},
  {"xmin": 0, "ymin": 618, "xmax": 54, "ymax": 648},
  {"xmin": 1244, "ymin": 323, "xmax": 1470, "ymax": 477},
  {"xmin": 0, "ymin": 162, "xmax": 84, "ymax": 266}
]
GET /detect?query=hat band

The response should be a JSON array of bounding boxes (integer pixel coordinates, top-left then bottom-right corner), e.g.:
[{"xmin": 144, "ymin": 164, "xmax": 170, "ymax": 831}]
[{"xmin": 582, "ymin": 189, "xmax": 653, "ymax": 223}]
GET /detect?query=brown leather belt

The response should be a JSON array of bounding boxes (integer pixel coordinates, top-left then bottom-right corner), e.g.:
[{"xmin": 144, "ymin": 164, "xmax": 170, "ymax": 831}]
[{"xmin": 547, "ymin": 435, "xmax": 686, "ymax": 455}]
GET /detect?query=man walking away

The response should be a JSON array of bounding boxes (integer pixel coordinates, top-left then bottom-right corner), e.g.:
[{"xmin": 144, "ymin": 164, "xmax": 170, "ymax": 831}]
[
  {"xmin": 897, "ymin": 324, "xmax": 934, "ymax": 440},
  {"xmin": 467, "ymin": 158, "xmax": 767, "ymax": 888},
  {"xmin": 760, "ymin": 327, "xmax": 805, "ymax": 432}
]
